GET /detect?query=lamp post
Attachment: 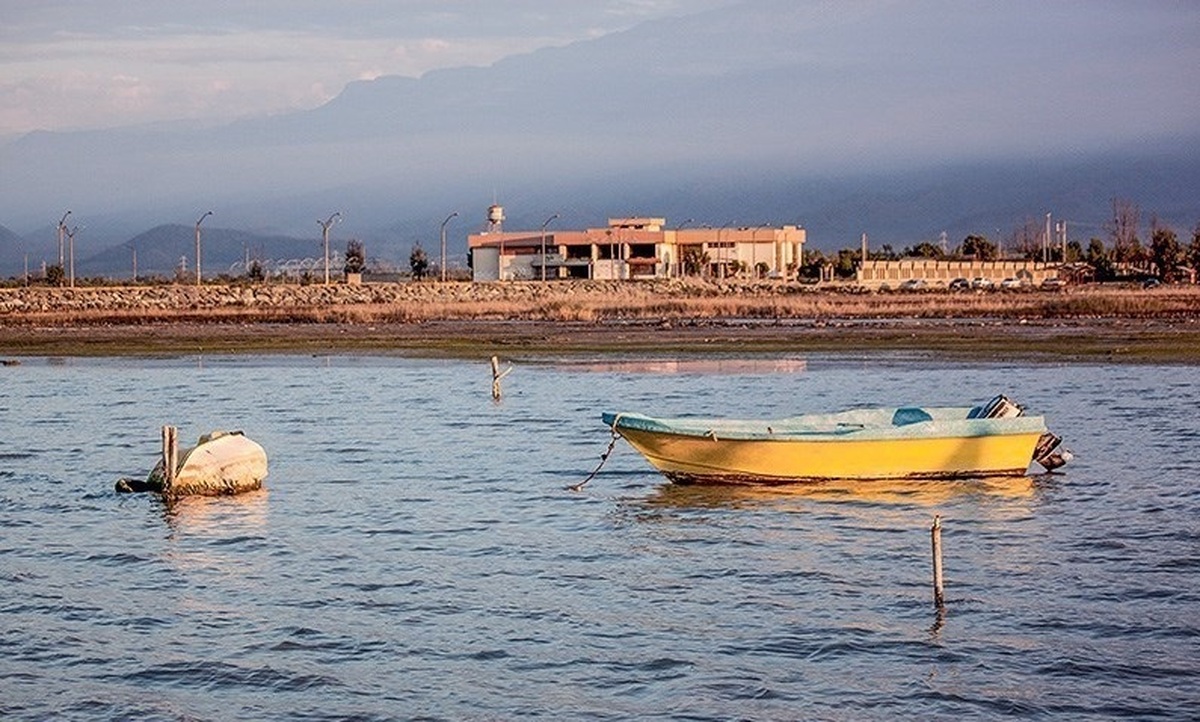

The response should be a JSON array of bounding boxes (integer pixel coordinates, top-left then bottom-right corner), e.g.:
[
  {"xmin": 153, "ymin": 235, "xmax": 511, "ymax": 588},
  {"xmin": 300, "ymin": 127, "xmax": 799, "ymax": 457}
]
[
  {"xmin": 440, "ymin": 211, "xmax": 458, "ymax": 282},
  {"xmin": 717, "ymin": 219, "xmax": 734, "ymax": 279},
  {"xmin": 318, "ymin": 212, "xmax": 341, "ymax": 285},
  {"xmin": 56, "ymin": 210, "xmax": 71, "ymax": 268},
  {"xmin": 540, "ymin": 213, "xmax": 559, "ymax": 282},
  {"xmin": 194, "ymin": 211, "xmax": 212, "ymax": 286},
  {"xmin": 752, "ymin": 222, "xmax": 770, "ymax": 279},
  {"xmin": 66, "ymin": 225, "xmax": 80, "ymax": 287},
  {"xmin": 671, "ymin": 218, "xmax": 693, "ymax": 278}
]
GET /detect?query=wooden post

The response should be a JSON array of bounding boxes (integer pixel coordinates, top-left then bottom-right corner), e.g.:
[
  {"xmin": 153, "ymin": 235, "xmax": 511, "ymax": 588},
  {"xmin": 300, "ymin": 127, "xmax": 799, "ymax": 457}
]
[
  {"xmin": 161, "ymin": 425, "xmax": 178, "ymax": 491},
  {"xmin": 931, "ymin": 515, "xmax": 945, "ymax": 609},
  {"xmin": 490, "ymin": 356, "xmax": 512, "ymax": 401}
]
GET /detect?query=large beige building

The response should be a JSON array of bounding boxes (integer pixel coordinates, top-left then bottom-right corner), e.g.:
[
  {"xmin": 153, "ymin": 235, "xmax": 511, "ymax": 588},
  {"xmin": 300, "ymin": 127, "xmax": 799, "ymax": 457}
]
[{"xmin": 468, "ymin": 210, "xmax": 805, "ymax": 282}]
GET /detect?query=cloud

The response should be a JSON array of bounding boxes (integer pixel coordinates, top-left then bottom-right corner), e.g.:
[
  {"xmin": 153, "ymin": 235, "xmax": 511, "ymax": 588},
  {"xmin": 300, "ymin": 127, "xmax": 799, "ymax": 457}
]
[{"xmin": 0, "ymin": 0, "xmax": 736, "ymax": 135}]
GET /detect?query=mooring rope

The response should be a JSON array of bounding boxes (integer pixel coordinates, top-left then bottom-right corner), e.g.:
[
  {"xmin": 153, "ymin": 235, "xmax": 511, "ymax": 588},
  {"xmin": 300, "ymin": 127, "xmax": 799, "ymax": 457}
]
[{"xmin": 568, "ymin": 414, "xmax": 623, "ymax": 492}]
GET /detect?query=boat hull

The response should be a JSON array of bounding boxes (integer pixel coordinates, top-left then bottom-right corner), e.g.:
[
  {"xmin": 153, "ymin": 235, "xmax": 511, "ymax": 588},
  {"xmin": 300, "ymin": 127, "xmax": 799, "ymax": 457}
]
[
  {"xmin": 615, "ymin": 426, "xmax": 1041, "ymax": 484},
  {"xmin": 602, "ymin": 406, "xmax": 1052, "ymax": 485}
]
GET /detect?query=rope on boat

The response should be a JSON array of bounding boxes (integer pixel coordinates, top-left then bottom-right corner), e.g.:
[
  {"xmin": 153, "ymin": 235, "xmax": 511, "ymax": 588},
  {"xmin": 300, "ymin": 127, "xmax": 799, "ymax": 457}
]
[{"xmin": 568, "ymin": 414, "xmax": 623, "ymax": 492}]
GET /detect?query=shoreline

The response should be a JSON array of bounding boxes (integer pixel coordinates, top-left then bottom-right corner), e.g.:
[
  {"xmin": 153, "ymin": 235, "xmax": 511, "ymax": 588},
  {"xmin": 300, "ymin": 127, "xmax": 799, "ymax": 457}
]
[
  {"xmin": 3, "ymin": 317, "xmax": 1198, "ymax": 364},
  {"xmin": 2, "ymin": 281, "xmax": 1198, "ymax": 363}
]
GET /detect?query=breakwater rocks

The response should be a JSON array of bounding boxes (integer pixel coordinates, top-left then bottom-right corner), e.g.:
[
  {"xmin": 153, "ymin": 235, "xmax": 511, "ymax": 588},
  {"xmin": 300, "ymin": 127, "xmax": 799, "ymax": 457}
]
[
  {"xmin": 2, "ymin": 279, "xmax": 1198, "ymax": 326},
  {"xmin": 0, "ymin": 279, "xmax": 811, "ymax": 323}
]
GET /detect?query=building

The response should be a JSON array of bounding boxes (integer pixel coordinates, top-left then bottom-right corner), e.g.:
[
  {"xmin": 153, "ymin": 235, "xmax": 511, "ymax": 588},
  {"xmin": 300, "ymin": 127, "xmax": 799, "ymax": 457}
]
[
  {"xmin": 856, "ymin": 258, "xmax": 1061, "ymax": 288},
  {"xmin": 467, "ymin": 210, "xmax": 806, "ymax": 282}
]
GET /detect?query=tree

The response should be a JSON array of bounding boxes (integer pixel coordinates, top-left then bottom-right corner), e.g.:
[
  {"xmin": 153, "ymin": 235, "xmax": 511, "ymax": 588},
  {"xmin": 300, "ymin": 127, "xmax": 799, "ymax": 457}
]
[
  {"xmin": 409, "ymin": 243, "xmax": 429, "ymax": 280},
  {"xmin": 247, "ymin": 259, "xmax": 265, "ymax": 282},
  {"xmin": 681, "ymin": 246, "xmax": 709, "ymax": 276},
  {"xmin": 834, "ymin": 249, "xmax": 859, "ymax": 278},
  {"xmin": 1149, "ymin": 222, "xmax": 1182, "ymax": 281},
  {"xmin": 1107, "ymin": 197, "xmax": 1141, "ymax": 265},
  {"xmin": 344, "ymin": 239, "xmax": 366, "ymax": 275},
  {"xmin": 798, "ymin": 249, "xmax": 826, "ymax": 279},
  {"xmin": 1086, "ymin": 237, "xmax": 1113, "ymax": 281},
  {"xmin": 960, "ymin": 234, "xmax": 998, "ymax": 261},
  {"xmin": 1011, "ymin": 218, "xmax": 1044, "ymax": 260},
  {"xmin": 1066, "ymin": 240, "xmax": 1084, "ymax": 263},
  {"xmin": 45, "ymin": 264, "xmax": 65, "ymax": 287},
  {"xmin": 903, "ymin": 241, "xmax": 943, "ymax": 259},
  {"xmin": 1190, "ymin": 223, "xmax": 1200, "ymax": 276}
]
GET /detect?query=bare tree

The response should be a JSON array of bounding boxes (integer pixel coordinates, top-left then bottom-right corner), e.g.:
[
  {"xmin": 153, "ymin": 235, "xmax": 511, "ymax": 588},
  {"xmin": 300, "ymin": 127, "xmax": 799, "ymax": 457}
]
[
  {"xmin": 1107, "ymin": 197, "xmax": 1141, "ymax": 265},
  {"xmin": 1010, "ymin": 218, "xmax": 1043, "ymax": 260}
]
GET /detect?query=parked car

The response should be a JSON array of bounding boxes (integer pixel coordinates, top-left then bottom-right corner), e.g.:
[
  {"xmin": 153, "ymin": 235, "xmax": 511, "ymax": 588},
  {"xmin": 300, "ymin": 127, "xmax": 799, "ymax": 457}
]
[
  {"xmin": 1040, "ymin": 277, "xmax": 1066, "ymax": 290},
  {"xmin": 898, "ymin": 279, "xmax": 927, "ymax": 291},
  {"xmin": 1142, "ymin": 277, "xmax": 1162, "ymax": 289},
  {"xmin": 948, "ymin": 277, "xmax": 970, "ymax": 292},
  {"xmin": 971, "ymin": 277, "xmax": 994, "ymax": 290},
  {"xmin": 1000, "ymin": 277, "xmax": 1026, "ymax": 290}
]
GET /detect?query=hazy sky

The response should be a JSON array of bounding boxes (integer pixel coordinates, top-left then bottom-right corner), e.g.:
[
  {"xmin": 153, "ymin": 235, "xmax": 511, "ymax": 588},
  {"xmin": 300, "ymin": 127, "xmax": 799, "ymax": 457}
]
[{"xmin": 0, "ymin": 0, "xmax": 734, "ymax": 137}]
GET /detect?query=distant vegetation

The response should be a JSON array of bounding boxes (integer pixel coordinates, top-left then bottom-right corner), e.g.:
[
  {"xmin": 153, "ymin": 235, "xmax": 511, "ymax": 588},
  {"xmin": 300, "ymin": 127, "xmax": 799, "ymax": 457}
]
[{"xmin": 799, "ymin": 199, "xmax": 1200, "ymax": 285}]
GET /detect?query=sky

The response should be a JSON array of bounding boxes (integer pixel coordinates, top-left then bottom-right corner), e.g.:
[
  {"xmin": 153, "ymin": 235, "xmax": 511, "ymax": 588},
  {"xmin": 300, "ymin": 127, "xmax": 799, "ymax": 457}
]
[
  {"xmin": 2, "ymin": 0, "xmax": 1198, "ymax": 247},
  {"xmin": 0, "ymin": 0, "xmax": 733, "ymax": 138}
]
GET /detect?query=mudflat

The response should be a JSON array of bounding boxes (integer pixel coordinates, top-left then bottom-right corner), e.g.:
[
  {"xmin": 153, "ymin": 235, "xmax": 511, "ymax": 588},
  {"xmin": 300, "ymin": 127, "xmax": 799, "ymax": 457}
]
[{"xmin": 1, "ymin": 281, "xmax": 1197, "ymax": 362}]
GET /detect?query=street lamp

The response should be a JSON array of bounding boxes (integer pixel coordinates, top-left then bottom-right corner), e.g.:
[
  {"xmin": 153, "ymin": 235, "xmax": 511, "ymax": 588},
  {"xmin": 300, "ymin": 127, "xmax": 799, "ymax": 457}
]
[
  {"xmin": 752, "ymin": 222, "xmax": 770, "ymax": 279},
  {"xmin": 670, "ymin": 218, "xmax": 694, "ymax": 278},
  {"xmin": 318, "ymin": 212, "xmax": 341, "ymax": 285},
  {"xmin": 440, "ymin": 211, "xmax": 458, "ymax": 282},
  {"xmin": 66, "ymin": 225, "xmax": 80, "ymax": 287},
  {"xmin": 540, "ymin": 213, "xmax": 559, "ymax": 281},
  {"xmin": 195, "ymin": 210, "xmax": 213, "ymax": 286},
  {"xmin": 57, "ymin": 210, "xmax": 71, "ymax": 268},
  {"xmin": 717, "ymin": 219, "xmax": 734, "ymax": 279}
]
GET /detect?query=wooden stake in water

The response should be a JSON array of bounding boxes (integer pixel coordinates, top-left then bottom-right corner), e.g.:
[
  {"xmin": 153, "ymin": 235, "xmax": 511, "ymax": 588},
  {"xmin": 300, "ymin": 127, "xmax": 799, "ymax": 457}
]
[
  {"xmin": 161, "ymin": 425, "xmax": 178, "ymax": 492},
  {"xmin": 931, "ymin": 515, "xmax": 945, "ymax": 609},
  {"xmin": 490, "ymin": 356, "xmax": 512, "ymax": 401}
]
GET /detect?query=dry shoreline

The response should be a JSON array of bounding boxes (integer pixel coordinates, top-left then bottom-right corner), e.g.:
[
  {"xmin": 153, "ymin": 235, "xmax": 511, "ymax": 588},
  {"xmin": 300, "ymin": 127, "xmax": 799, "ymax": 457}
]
[{"xmin": 1, "ymin": 281, "xmax": 1198, "ymax": 363}]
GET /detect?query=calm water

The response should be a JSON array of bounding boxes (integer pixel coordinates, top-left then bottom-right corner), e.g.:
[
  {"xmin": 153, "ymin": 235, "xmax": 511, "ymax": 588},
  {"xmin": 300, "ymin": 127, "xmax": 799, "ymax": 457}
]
[{"xmin": 1, "ymin": 352, "xmax": 1198, "ymax": 720}]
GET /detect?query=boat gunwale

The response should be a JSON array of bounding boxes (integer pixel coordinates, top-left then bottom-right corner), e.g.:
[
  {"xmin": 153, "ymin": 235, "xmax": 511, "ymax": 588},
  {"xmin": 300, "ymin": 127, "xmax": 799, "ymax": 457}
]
[{"xmin": 601, "ymin": 410, "xmax": 1048, "ymax": 443}]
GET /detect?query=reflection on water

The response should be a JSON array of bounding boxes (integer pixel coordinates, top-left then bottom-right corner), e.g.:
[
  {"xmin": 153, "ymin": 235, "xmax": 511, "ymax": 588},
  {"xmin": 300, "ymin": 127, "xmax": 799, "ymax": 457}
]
[
  {"xmin": 162, "ymin": 488, "xmax": 270, "ymax": 534},
  {"xmin": 553, "ymin": 356, "xmax": 807, "ymax": 374},
  {"xmin": 638, "ymin": 474, "xmax": 1038, "ymax": 509}
]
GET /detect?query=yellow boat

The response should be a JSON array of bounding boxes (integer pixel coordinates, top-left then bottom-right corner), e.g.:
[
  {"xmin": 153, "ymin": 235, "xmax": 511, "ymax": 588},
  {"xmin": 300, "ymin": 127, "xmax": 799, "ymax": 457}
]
[{"xmin": 602, "ymin": 396, "xmax": 1069, "ymax": 485}]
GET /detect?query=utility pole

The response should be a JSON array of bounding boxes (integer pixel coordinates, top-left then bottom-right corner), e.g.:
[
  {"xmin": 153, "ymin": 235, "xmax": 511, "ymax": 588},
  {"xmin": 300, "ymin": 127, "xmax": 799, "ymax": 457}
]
[
  {"xmin": 66, "ymin": 225, "xmax": 80, "ymax": 287},
  {"xmin": 318, "ymin": 212, "xmax": 341, "ymax": 285},
  {"xmin": 440, "ymin": 211, "xmax": 458, "ymax": 282},
  {"xmin": 540, "ymin": 213, "xmax": 559, "ymax": 282},
  {"xmin": 56, "ymin": 210, "xmax": 71, "ymax": 268},
  {"xmin": 1044, "ymin": 212, "xmax": 1051, "ymax": 264},
  {"xmin": 195, "ymin": 210, "xmax": 213, "ymax": 286}
]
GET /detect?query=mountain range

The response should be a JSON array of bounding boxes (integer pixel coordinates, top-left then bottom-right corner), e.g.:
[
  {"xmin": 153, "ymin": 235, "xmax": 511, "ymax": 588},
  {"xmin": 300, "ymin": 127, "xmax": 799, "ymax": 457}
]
[{"xmin": 2, "ymin": 0, "xmax": 1198, "ymax": 278}]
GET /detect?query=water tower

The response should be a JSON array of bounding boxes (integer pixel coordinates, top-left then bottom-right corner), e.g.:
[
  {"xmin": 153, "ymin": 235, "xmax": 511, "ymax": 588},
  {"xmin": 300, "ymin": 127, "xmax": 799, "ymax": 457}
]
[{"xmin": 486, "ymin": 204, "xmax": 504, "ymax": 234}]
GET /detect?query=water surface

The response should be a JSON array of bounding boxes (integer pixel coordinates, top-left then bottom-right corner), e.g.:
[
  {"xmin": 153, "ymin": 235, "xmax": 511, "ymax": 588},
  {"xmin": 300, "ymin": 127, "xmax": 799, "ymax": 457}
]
[{"xmin": 1, "ymin": 353, "xmax": 1197, "ymax": 720}]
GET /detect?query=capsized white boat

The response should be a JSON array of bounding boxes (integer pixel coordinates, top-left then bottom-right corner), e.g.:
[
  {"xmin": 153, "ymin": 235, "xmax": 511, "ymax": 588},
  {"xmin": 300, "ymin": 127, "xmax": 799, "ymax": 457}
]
[
  {"xmin": 602, "ymin": 395, "xmax": 1070, "ymax": 485},
  {"xmin": 116, "ymin": 429, "xmax": 268, "ymax": 497}
]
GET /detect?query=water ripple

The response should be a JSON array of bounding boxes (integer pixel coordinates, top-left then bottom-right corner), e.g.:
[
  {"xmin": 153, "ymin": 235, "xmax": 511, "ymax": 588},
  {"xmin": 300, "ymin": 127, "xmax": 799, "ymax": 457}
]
[{"xmin": 2, "ymin": 355, "xmax": 1199, "ymax": 720}]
